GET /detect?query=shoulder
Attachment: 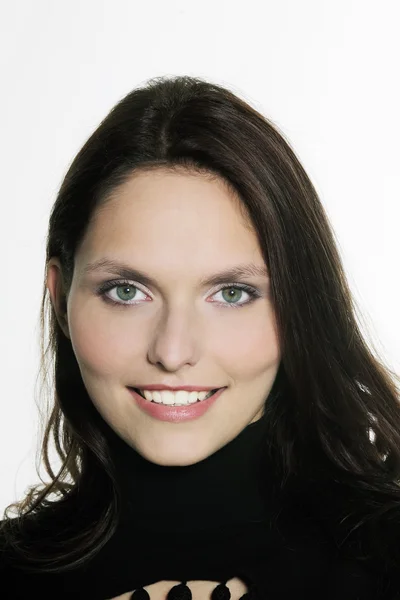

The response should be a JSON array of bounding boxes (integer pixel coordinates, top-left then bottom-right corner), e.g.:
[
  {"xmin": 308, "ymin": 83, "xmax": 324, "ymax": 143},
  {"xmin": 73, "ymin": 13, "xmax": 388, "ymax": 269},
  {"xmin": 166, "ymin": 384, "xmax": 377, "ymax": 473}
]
[
  {"xmin": 0, "ymin": 517, "xmax": 27, "ymax": 576},
  {"xmin": 273, "ymin": 491, "xmax": 400, "ymax": 598},
  {"xmin": 0, "ymin": 518, "xmax": 82, "ymax": 600},
  {"xmin": 322, "ymin": 555, "xmax": 397, "ymax": 599}
]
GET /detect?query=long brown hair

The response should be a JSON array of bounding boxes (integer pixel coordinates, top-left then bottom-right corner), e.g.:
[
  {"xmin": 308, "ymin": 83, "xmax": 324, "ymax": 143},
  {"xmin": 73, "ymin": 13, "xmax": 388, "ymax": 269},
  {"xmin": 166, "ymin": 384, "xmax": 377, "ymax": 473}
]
[{"xmin": 2, "ymin": 75, "xmax": 400, "ymax": 575}]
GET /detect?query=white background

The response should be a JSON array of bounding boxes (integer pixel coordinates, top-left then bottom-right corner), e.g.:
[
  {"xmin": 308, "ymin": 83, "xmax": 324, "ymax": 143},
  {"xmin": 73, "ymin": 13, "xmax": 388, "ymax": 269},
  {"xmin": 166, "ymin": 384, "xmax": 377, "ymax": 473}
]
[{"xmin": 0, "ymin": 0, "xmax": 399, "ymax": 511}]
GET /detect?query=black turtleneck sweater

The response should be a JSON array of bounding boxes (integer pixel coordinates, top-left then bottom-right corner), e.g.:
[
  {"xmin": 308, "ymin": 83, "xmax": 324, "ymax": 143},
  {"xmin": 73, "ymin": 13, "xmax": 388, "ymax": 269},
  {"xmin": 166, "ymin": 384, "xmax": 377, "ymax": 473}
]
[{"xmin": 0, "ymin": 408, "xmax": 395, "ymax": 599}]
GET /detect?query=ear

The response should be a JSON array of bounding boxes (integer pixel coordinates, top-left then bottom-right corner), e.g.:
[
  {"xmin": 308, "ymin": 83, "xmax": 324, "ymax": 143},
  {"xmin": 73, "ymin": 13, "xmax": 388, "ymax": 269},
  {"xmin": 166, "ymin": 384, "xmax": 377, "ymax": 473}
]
[{"xmin": 46, "ymin": 258, "xmax": 71, "ymax": 339}]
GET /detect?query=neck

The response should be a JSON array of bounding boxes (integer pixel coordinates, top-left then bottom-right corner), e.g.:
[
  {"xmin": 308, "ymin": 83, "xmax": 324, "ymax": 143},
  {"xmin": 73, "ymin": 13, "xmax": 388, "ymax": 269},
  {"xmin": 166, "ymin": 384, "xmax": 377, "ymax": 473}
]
[{"xmin": 106, "ymin": 411, "xmax": 272, "ymax": 533}]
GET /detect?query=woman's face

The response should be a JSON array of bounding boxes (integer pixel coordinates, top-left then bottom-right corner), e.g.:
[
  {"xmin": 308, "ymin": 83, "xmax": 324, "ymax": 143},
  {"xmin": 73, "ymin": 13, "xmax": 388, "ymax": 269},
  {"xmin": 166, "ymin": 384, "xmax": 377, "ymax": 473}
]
[{"xmin": 47, "ymin": 168, "xmax": 281, "ymax": 466}]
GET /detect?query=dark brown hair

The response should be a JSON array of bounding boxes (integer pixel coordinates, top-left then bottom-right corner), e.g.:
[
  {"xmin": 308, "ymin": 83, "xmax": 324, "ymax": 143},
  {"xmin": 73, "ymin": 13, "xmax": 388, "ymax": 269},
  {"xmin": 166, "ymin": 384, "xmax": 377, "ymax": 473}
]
[{"xmin": 1, "ymin": 75, "xmax": 400, "ymax": 575}]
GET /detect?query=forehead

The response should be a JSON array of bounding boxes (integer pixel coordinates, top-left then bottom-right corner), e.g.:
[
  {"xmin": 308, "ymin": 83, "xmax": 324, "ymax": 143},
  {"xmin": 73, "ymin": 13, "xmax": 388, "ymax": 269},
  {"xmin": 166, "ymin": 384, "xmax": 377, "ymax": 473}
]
[
  {"xmin": 103, "ymin": 168, "xmax": 248, "ymax": 220},
  {"xmin": 86, "ymin": 168, "xmax": 255, "ymax": 240},
  {"xmin": 75, "ymin": 169, "xmax": 265, "ymax": 277}
]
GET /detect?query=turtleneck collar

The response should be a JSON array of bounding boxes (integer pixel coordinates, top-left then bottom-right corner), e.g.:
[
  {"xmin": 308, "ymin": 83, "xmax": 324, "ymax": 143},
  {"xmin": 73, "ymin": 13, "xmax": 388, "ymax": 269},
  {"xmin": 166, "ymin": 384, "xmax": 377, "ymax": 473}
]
[{"xmin": 105, "ymin": 409, "xmax": 272, "ymax": 533}]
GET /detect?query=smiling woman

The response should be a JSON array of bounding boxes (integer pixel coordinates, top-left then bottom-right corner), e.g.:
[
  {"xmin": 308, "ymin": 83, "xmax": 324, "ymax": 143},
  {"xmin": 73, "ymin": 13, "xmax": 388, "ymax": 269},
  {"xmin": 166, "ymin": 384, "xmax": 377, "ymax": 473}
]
[{"xmin": 1, "ymin": 75, "xmax": 400, "ymax": 599}]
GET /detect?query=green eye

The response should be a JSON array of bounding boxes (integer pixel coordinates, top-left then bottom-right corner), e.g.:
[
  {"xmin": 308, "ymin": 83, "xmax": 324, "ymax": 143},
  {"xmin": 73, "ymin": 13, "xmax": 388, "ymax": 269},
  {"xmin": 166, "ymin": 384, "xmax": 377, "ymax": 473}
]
[{"xmin": 97, "ymin": 280, "xmax": 261, "ymax": 309}]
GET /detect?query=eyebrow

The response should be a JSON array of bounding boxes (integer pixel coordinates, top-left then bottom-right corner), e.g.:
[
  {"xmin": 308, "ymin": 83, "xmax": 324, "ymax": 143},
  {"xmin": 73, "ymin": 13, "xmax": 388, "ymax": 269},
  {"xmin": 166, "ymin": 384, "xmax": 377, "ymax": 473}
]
[{"xmin": 82, "ymin": 258, "xmax": 269, "ymax": 288}]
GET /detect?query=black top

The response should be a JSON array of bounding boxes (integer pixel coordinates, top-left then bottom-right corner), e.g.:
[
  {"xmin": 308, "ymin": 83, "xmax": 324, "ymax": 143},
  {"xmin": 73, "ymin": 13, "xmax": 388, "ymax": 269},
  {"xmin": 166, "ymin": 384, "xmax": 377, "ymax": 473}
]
[{"xmin": 0, "ymin": 407, "xmax": 398, "ymax": 599}]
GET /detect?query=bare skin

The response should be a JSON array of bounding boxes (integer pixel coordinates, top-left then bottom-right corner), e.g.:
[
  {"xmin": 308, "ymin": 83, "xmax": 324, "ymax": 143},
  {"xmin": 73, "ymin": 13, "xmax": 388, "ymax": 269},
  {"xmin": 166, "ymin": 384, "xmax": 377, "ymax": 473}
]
[
  {"xmin": 47, "ymin": 168, "xmax": 281, "ymax": 468},
  {"xmin": 108, "ymin": 576, "xmax": 248, "ymax": 599}
]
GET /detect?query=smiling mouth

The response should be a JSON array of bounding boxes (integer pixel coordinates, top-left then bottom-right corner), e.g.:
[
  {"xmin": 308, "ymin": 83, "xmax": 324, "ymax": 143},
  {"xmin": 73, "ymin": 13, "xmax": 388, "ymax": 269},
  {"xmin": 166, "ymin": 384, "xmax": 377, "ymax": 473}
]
[{"xmin": 131, "ymin": 387, "xmax": 221, "ymax": 402}]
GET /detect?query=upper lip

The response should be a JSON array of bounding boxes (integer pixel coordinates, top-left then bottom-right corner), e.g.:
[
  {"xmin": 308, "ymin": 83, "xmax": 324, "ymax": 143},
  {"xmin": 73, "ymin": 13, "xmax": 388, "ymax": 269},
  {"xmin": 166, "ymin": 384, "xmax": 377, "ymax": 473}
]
[{"xmin": 130, "ymin": 384, "xmax": 224, "ymax": 392}]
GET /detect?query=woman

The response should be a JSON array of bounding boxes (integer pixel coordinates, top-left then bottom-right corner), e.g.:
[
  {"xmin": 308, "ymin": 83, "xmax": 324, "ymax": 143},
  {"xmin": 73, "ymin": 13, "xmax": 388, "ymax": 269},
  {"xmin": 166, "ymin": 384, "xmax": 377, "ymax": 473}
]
[{"xmin": 1, "ymin": 75, "xmax": 400, "ymax": 600}]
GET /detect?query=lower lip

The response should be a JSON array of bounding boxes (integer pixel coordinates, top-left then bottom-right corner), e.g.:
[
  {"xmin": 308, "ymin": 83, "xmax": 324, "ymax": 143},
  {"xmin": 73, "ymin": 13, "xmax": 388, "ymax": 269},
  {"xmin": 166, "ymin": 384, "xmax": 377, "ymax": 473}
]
[{"xmin": 128, "ymin": 387, "xmax": 226, "ymax": 423}]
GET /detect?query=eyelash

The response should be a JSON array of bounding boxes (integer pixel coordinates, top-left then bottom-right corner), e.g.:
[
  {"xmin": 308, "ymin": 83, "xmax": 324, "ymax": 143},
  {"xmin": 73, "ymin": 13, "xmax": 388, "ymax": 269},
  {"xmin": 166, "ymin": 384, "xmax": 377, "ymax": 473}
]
[{"xmin": 96, "ymin": 280, "xmax": 261, "ymax": 310}]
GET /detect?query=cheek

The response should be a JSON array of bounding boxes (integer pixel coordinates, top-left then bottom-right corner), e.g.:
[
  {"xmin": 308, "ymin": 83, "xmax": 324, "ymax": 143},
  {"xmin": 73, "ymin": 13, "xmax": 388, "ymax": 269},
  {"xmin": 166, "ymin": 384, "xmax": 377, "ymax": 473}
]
[
  {"xmin": 67, "ymin": 295, "xmax": 279, "ymax": 379},
  {"xmin": 211, "ymin": 311, "xmax": 280, "ymax": 375},
  {"xmin": 68, "ymin": 301, "xmax": 138, "ymax": 376}
]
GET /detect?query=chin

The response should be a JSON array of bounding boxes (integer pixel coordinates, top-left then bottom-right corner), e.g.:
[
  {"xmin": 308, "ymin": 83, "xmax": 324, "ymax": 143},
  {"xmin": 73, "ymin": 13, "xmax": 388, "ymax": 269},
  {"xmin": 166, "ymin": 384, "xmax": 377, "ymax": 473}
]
[
  {"xmin": 136, "ymin": 436, "xmax": 214, "ymax": 467},
  {"xmin": 151, "ymin": 454, "xmax": 205, "ymax": 467}
]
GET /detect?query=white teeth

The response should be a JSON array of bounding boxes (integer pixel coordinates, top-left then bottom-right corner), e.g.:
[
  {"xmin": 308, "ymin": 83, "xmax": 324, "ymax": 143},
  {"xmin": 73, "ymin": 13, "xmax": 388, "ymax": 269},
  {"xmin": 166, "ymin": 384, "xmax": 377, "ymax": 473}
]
[{"xmin": 140, "ymin": 389, "xmax": 215, "ymax": 405}]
